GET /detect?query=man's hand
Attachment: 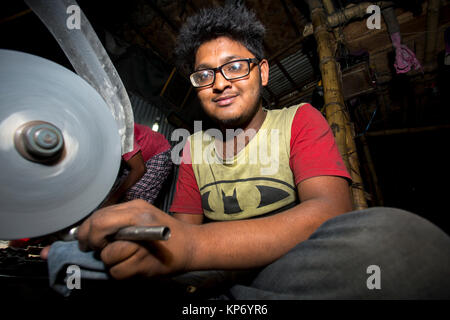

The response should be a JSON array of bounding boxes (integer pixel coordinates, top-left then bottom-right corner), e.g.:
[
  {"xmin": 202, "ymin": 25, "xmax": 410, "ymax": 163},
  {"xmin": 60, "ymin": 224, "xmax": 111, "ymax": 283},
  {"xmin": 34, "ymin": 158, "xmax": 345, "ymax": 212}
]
[
  {"xmin": 100, "ymin": 151, "xmax": 146, "ymax": 208},
  {"xmin": 77, "ymin": 199, "xmax": 196, "ymax": 279}
]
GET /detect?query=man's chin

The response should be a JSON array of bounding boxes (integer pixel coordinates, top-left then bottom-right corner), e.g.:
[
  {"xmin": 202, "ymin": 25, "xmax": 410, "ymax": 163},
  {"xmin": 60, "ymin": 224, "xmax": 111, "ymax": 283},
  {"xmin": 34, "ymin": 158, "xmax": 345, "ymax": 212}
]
[{"xmin": 213, "ymin": 115, "xmax": 245, "ymax": 128}]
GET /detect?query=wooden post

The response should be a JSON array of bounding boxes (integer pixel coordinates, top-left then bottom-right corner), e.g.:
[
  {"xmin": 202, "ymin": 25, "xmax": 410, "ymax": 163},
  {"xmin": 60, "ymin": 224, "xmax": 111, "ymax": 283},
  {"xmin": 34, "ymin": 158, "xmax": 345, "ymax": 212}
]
[
  {"xmin": 376, "ymin": 86, "xmax": 389, "ymax": 128},
  {"xmin": 360, "ymin": 135, "xmax": 384, "ymax": 206},
  {"xmin": 0, "ymin": 9, "xmax": 31, "ymax": 24},
  {"xmin": 307, "ymin": 0, "xmax": 368, "ymax": 210},
  {"xmin": 180, "ymin": 86, "xmax": 193, "ymax": 109},
  {"xmin": 160, "ymin": 67, "xmax": 176, "ymax": 97},
  {"xmin": 326, "ymin": 2, "xmax": 394, "ymax": 28},
  {"xmin": 322, "ymin": 0, "xmax": 335, "ymax": 14},
  {"xmin": 366, "ymin": 124, "xmax": 450, "ymax": 137},
  {"xmin": 424, "ymin": 0, "xmax": 441, "ymax": 72},
  {"xmin": 322, "ymin": 0, "xmax": 343, "ymax": 45}
]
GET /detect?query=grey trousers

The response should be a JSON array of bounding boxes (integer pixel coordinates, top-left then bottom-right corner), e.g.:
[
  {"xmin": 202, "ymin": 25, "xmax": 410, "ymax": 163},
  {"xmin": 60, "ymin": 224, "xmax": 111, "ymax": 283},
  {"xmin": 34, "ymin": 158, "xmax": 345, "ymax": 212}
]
[
  {"xmin": 47, "ymin": 207, "xmax": 450, "ymax": 300},
  {"xmin": 215, "ymin": 207, "xmax": 450, "ymax": 299}
]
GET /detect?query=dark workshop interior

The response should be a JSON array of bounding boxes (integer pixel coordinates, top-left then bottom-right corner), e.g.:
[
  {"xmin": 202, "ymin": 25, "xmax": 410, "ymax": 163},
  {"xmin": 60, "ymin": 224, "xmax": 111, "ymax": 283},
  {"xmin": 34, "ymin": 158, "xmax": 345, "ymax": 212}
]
[{"xmin": 1, "ymin": 0, "xmax": 450, "ymax": 301}]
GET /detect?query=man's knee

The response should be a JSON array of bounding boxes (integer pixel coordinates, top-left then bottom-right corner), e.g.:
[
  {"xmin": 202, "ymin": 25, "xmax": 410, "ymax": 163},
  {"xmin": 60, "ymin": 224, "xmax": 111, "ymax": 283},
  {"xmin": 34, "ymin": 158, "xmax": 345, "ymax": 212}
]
[
  {"xmin": 249, "ymin": 207, "xmax": 450, "ymax": 298},
  {"xmin": 310, "ymin": 207, "xmax": 450, "ymax": 268},
  {"xmin": 302, "ymin": 206, "xmax": 450, "ymax": 298},
  {"xmin": 314, "ymin": 207, "xmax": 448, "ymax": 244}
]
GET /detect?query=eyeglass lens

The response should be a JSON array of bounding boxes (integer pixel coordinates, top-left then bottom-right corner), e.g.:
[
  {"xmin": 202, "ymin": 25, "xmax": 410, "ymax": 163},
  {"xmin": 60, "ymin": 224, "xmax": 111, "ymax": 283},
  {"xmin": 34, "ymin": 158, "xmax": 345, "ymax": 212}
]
[{"xmin": 191, "ymin": 60, "xmax": 251, "ymax": 87}]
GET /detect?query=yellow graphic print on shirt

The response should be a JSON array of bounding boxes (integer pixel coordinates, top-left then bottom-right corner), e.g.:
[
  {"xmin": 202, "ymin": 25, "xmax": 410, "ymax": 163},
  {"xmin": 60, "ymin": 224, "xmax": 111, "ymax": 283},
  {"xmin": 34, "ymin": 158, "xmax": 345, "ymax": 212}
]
[{"xmin": 189, "ymin": 104, "xmax": 305, "ymax": 221}]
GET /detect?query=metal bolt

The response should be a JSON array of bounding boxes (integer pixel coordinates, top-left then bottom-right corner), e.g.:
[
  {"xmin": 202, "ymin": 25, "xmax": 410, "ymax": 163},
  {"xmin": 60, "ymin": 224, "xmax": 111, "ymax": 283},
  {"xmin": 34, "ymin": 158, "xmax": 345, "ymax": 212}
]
[
  {"xmin": 14, "ymin": 121, "xmax": 64, "ymax": 163},
  {"xmin": 34, "ymin": 127, "xmax": 59, "ymax": 149},
  {"xmin": 24, "ymin": 123, "xmax": 63, "ymax": 158}
]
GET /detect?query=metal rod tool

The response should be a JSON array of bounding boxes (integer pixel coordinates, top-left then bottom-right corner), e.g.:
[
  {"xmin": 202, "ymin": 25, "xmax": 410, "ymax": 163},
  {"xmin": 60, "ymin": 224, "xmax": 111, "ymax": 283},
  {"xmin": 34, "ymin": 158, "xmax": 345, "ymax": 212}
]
[{"xmin": 62, "ymin": 226, "xmax": 171, "ymax": 242}]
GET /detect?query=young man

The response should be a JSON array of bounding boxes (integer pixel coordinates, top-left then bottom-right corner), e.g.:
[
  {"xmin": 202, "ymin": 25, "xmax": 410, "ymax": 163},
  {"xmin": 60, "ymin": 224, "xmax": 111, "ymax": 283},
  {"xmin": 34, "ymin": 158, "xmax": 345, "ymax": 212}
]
[{"xmin": 74, "ymin": 4, "xmax": 450, "ymax": 299}]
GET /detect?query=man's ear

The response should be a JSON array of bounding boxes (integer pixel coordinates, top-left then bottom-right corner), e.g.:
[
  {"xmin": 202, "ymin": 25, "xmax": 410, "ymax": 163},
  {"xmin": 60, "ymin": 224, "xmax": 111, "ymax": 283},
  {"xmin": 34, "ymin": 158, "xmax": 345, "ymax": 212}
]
[{"xmin": 259, "ymin": 59, "xmax": 269, "ymax": 86}]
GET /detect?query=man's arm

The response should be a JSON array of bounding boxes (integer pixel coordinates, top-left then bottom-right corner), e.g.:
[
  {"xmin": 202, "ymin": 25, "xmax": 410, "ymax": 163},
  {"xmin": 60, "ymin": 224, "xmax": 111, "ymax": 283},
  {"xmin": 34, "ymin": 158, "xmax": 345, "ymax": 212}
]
[
  {"xmin": 173, "ymin": 213, "xmax": 204, "ymax": 224},
  {"xmin": 101, "ymin": 151, "xmax": 146, "ymax": 207},
  {"xmin": 76, "ymin": 175, "xmax": 351, "ymax": 279},
  {"xmin": 188, "ymin": 175, "xmax": 351, "ymax": 269}
]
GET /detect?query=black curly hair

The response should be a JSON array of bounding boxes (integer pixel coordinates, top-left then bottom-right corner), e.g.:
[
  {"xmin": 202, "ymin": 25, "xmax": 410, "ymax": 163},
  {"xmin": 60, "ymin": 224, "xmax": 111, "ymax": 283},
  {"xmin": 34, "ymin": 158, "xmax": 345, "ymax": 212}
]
[{"xmin": 174, "ymin": 2, "xmax": 266, "ymax": 76}]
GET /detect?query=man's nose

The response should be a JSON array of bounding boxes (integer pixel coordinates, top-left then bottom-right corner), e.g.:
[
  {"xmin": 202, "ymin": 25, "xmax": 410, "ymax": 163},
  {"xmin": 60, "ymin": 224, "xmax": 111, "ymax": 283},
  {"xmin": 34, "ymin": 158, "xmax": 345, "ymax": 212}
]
[{"xmin": 213, "ymin": 71, "xmax": 232, "ymax": 91}]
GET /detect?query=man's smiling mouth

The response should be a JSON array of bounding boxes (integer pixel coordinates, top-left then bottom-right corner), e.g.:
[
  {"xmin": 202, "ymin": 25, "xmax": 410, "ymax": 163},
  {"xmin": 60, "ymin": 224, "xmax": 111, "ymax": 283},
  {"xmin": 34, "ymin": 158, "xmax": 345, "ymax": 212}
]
[{"xmin": 213, "ymin": 94, "xmax": 238, "ymax": 106}]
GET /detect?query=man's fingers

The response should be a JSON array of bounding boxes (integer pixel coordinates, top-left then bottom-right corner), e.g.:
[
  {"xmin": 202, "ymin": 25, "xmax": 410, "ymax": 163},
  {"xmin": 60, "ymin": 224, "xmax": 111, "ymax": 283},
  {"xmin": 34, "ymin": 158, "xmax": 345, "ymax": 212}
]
[
  {"xmin": 105, "ymin": 245, "xmax": 155, "ymax": 280},
  {"xmin": 76, "ymin": 221, "xmax": 91, "ymax": 252},
  {"xmin": 40, "ymin": 245, "xmax": 50, "ymax": 260},
  {"xmin": 77, "ymin": 217, "xmax": 112, "ymax": 252},
  {"xmin": 77, "ymin": 204, "xmax": 136, "ymax": 251},
  {"xmin": 100, "ymin": 240, "xmax": 140, "ymax": 267}
]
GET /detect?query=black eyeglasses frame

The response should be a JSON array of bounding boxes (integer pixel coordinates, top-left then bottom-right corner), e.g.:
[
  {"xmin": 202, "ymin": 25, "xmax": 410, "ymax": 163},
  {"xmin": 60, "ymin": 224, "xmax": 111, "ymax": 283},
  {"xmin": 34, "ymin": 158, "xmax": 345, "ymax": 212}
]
[{"xmin": 190, "ymin": 58, "xmax": 260, "ymax": 88}]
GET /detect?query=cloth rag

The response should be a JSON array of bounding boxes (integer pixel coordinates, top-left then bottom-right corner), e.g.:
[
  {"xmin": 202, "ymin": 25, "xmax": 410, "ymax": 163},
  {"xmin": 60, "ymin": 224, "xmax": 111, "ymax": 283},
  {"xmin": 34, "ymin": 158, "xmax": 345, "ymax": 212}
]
[
  {"xmin": 46, "ymin": 240, "xmax": 240, "ymax": 298},
  {"xmin": 47, "ymin": 240, "xmax": 110, "ymax": 297}
]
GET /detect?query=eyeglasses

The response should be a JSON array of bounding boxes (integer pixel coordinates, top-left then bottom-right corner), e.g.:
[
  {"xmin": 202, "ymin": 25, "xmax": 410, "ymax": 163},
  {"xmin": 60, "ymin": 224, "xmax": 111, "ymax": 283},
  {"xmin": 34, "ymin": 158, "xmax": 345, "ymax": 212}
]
[{"xmin": 190, "ymin": 58, "xmax": 259, "ymax": 88}]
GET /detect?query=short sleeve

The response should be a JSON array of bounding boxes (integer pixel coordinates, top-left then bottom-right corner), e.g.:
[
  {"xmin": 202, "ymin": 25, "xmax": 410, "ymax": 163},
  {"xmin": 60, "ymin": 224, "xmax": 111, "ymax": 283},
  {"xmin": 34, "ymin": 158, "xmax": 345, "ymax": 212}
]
[
  {"xmin": 289, "ymin": 104, "xmax": 352, "ymax": 185},
  {"xmin": 122, "ymin": 140, "xmax": 141, "ymax": 161},
  {"xmin": 169, "ymin": 140, "xmax": 204, "ymax": 214}
]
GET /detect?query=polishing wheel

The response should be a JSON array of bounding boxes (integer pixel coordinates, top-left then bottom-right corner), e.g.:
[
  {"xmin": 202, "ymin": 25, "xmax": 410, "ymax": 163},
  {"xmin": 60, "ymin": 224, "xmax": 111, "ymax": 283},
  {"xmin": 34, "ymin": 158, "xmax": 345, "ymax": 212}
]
[{"xmin": 0, "ymin": 49, "xmax": 121, "ymax": 240}]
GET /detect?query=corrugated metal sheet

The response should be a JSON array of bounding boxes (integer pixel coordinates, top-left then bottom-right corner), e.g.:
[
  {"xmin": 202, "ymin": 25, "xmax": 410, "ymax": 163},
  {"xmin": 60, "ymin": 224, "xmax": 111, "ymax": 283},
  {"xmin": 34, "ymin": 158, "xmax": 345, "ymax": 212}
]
[
  {"xmin": 263, "ymin": 49, "xmax": 315, "ymax": 105},
  {"xmin": 129, "ymin": 93, "xmax": 179, "ymax": 213},
  {"xmin": 129, "ymin": 94, "xmax": 175, "ymax": 142},
  {"xmin": 267, "ymin": 64, "xmax": 291, "ymax": 96}
]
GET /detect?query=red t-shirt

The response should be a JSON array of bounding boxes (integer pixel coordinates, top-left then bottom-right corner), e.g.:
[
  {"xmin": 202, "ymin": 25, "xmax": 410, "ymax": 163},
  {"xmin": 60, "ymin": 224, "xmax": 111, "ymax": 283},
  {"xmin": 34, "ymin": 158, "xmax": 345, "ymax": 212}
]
[
  {"xmin": 122, "ymin": 123, "xmax": 171, "ymax": 162},
  {"xmin": 169, "ymin": 104, "xmax": 351, "ymax": 214}
]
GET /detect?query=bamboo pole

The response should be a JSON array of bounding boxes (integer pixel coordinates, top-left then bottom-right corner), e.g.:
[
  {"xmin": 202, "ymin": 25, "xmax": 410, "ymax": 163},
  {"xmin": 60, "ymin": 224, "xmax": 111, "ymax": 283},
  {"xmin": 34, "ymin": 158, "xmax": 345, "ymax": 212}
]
[
  {"xmin": 303, "ymin": 1, "xmax": 394, "ymax": 31},
  {"xmin": 327, "ymin": 2, "xmax": 394, "ymax": 28},
  {"xmin": 424, "ymin": 0, "xmax": 441, "ymax": 72},
  {"xmin": 365, "ymin": 124, "xmax": 450, "ymax": 136},
  {"xmin": 307, "ymin": 0, "xmax": 368, "ymax": 210},
  {"xmin": 160, "ymin": 67, "xmax": 176, "ymax": 97},
  {"xmin": 0, "ymin": 9, "xmax": 31, "ymax": 24},
  {"xmin": 322, "ymin": 0, "xmax": 344, "ymax": 50},
  {"xmin": 180, "ymin": 86, "xmax": 193, "ymax": 109},
  {"xmin": 322, "ymin": 0, "xmax": 335, "ymax": 14},
  {"xmin": 376, "ymin": 86, "xmax": 389, "ymax": 127},
  {"xmin": 359, "ymin": 135, "xmax": 384, "ymax": 205}
]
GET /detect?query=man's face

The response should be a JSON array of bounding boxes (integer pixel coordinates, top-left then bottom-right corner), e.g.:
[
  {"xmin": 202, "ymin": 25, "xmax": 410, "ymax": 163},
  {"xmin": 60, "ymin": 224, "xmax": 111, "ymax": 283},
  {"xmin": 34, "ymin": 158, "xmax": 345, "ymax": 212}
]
[{"xmin": 194, "ymin": 36, "xmax": 269, "ymax": 128}]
